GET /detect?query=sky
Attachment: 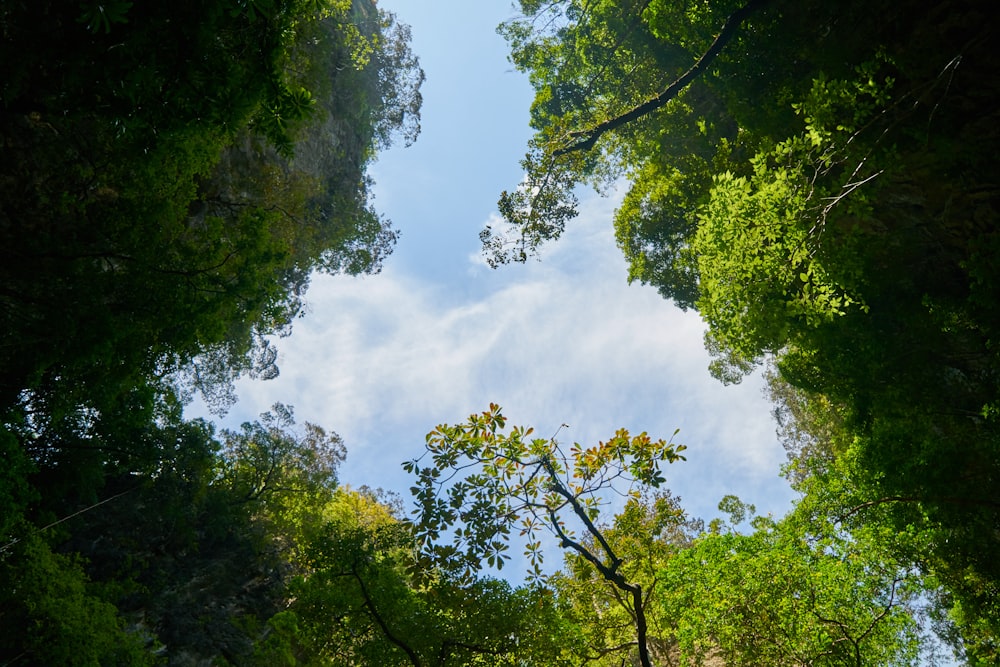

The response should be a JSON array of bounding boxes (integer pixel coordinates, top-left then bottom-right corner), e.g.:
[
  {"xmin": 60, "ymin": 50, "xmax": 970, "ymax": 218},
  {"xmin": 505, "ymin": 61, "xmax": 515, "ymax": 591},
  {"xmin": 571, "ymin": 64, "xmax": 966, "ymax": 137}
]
[{"xmin": 194, "ymin": 0, "xmax": 797, "ymax": 567}]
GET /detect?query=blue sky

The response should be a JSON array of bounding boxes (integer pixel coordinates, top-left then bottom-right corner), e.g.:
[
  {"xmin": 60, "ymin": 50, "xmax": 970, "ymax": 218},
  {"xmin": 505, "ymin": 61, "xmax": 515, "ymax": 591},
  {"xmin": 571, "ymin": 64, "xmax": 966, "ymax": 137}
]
[{"xmin": 195, "ymin": 0, "xmax": 796, "ymax": 566}]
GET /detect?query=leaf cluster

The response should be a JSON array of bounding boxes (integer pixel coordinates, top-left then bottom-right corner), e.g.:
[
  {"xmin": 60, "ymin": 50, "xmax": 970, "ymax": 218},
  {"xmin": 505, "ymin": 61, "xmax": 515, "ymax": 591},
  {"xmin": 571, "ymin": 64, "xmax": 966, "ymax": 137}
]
[{"xmin": 405, "ymin": 404, "xmax": 685, "ymax": 580}]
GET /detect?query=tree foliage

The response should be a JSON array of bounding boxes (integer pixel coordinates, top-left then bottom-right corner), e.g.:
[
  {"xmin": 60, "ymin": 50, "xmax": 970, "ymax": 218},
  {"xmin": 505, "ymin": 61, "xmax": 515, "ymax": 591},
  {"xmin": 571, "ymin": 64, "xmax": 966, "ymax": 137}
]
[
  {"xmin": 4, "ymin": 0, "xmax": 999, "ymax": 662},
  {"xmin": 405, "ymin": 404, "xmax": 686, "ymax": 667},
  {"xmin": 260, "ymin": 486, "xmax": 572, "ymax": 666},
  {"xmin": 493, "ymin": 0, "xmax": 1000, "ymax": 657},
  {"xmin": 548, "ymin": 490, "xmax": 702, "ymax": 666},
  {"xmin": 0, "ymin": 1, "xmax": 427, "ymax": 663},
  {"xmin": 659, "ymin": 501, "xmax": 925, "ymax": 666},
  {"xmin": 0, "ymin": 0, "xmax": 423, "ymax": 414},
  {"xmin": 403, "ymin": 407, "xmax": 951, "ymax": 666}
]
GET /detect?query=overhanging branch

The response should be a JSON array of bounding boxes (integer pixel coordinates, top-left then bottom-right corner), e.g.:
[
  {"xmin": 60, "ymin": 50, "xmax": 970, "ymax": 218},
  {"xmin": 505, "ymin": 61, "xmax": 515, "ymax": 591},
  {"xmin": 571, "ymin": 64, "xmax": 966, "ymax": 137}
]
[{"xmin": 554, "ymin": 0, "xmax": 770, "ymax": 156}]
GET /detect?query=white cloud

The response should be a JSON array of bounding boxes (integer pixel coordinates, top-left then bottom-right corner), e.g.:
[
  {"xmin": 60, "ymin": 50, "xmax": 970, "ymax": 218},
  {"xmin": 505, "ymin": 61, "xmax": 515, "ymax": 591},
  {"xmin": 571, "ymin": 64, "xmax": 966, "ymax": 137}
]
[{"xmin": 219, "ymin": 188, "xmax": 794, "ymax": 527}]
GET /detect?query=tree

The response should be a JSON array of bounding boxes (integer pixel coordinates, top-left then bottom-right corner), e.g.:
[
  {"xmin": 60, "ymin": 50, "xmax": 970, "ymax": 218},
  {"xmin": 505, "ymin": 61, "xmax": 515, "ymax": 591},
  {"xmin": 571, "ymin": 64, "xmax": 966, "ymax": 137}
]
[
  {"xmin": 251, "ymin": 486, "xmax": 574, "ymax": 666},
  {"xmin": 405, "ymin": 404, "xmax": 686, "ymax": 667},
  {"xmin": 770, "ymin": 350, "xmax": 1000, "ymax": 664},
  {"xmin": 548, "ymin": 491, "xmax": 702, "ymax": 665},
  {"xmin": 0, "ymin": 533, "xmax": 154, "ymax": 667},
  {"xmin": 657, "ymin": 497, "xmax": 926, "ymax": 666},
  {"xmin": 217, "ymin": 404, "xmax": 345, "ymax": 505},
  {"xmin": 0, "ymin": 0, "xmax": 424, "ymax": 412},
  {"xmin": 493, "ymin": 0, "xmax": 1000, "ymax": 655},
  {"xmin": 1, "ymin": 400, "xmax": 345, "ymax": 665},
  {"xmin": 483, "ymin": 0, "xmax": 772, "ymax": 269},
  {"xmin": 0, "ymin": 11, "xmax": 426, "ymax": 660}
]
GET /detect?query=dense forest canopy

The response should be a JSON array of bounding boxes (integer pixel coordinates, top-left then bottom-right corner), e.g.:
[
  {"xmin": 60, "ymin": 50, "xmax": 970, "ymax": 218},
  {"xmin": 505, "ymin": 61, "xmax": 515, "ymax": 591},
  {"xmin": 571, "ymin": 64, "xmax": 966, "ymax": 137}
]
[
  {"xmin": 0, "ymin": 0, "xmax": 423, "ymax": 412},
  {"xmin": 1, "ymin": 0, "xmax": 428, "ymax": 662},
  {"xmin": 1, "ymin": 0, "xmax": 998, "ymax": 664},
  {"xmin": 486, "ymin": 0, "xmax": 1000, "ymax": 663}
]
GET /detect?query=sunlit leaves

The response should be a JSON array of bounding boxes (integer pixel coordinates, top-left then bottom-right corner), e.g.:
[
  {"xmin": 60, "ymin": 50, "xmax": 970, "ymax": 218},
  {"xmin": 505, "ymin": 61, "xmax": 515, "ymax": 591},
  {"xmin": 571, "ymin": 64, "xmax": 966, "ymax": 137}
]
[
  {"xmin": 266, "ymin": 486, "xmax": 573, "ymax": 666},
  {"xmin": 404, "ymin": 405, "xmax": 691, "ymax": 667},
  {"xmin": 690, "ymin": 130, "xmax": 875, "ymax": 381},
  {"xmin": 547, "ymin": 489, "xmax": 701, "ymax": 667},
  {"xmin": 658, "ymin": 498, "xmax": 926, "ymax": 666},
  {"xmin": 405, "ymin": 404, "xmax": 684, "ymax": 583}
]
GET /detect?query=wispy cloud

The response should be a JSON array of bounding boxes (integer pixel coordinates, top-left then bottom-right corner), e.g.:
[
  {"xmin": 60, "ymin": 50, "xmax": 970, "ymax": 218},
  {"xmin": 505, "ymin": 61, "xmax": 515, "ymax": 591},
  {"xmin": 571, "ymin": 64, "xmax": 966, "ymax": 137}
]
[{"xmin": 219, "ymin": 190, "xmax": 794, "ymax": 523}]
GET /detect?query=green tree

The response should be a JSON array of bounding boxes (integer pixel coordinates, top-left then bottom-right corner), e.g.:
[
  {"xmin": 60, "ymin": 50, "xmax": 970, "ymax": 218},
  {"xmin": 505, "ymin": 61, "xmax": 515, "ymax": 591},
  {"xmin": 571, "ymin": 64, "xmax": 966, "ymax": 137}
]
[
  {"xmin": 658, "ymin": 497, "xmax": 926, "ymax": 666},
  {"xmin": 0, "ymin": 0, "xmax": 423, "ymax": 412},
  {"xmin": 405, "ymin": 404, "xmax": 687, "ymax": 667},
  {"xmin": 1, "ymin": 402, "xmax": 346, "ymax": 665},
  {"xmin": 769, "ymin": 354, "xmax": 1000, "ymax": 664},
  {"xmin": 0, "ymin": 533, "xmax": 154, "ymax": 667},
  {"xmin": 548, "ymin": 491, "xmax": 702, "ymax": 665},
  {"xmin": 493, "ymin": 0, "xmax": 1000, "ymax": 655},
  {"xmin": 252, "ymin": 487, "xmax": 573, "ymax": 666},
  {"xmin": 483, "ymin": 0, "xmax": 771, "ymax": 270},
  {"xmin": 0, "ymin": 10, "xmax": 425, "ymax": 660}
]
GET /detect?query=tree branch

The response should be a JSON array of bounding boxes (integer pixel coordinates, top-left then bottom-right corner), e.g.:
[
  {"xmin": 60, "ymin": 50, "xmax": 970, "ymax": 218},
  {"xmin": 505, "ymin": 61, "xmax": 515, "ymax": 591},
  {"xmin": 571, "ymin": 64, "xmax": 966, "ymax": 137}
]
[
  {"xmin": 352, "ymin": 566, "xmax": 423, "ymax": 667},
  {"xmin": 554, "ymin": 0, "xmax": 770, "ymax": 156},
  {"xmin": 540, "ymin": 457, "xmax": 624, "ymax": 575},
  {"xmin": 538, "ymin": 458, "xmax": 653, "ymax": 667},
  {"xmin": 838, "ymin": 494, "xmax": 1000, "ymax": 522}
]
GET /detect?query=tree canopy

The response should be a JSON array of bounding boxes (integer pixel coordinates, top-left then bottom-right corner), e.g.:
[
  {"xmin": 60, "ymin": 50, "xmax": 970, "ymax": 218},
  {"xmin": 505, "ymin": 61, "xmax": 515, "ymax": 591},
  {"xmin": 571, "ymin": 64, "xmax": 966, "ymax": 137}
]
[
  {"xmin": 1, "ymin": 1, "xmax": 427, "ymax": 663},
  {"xmin": 0, "ymin": 0, "xmax": 423, "ymax": 413},
  {"xmin": 488, "ymin": 0, "xmax": 1000, "ymax": 659},
  {"xmin": 1, "ymin": 0, "xmax": 998, "ymax": 663}
]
